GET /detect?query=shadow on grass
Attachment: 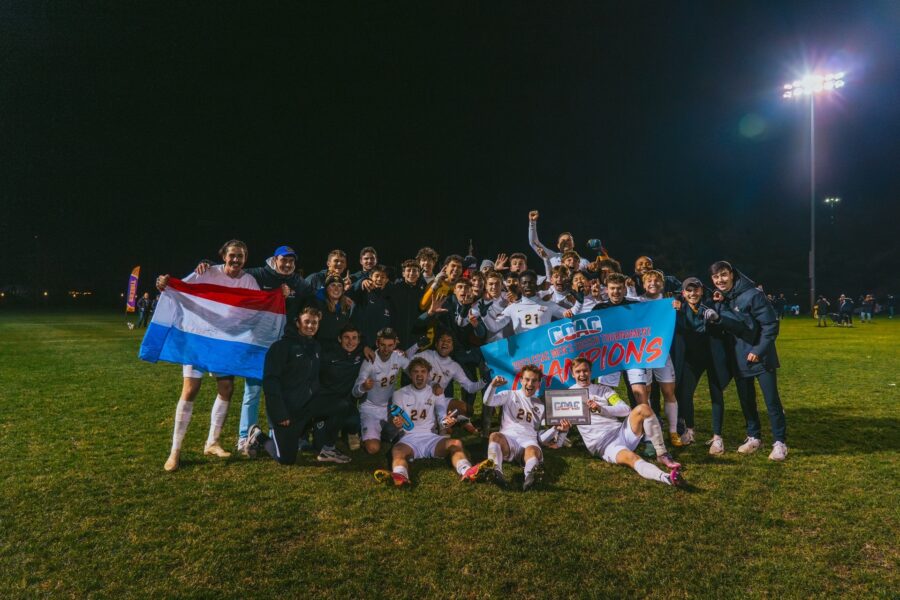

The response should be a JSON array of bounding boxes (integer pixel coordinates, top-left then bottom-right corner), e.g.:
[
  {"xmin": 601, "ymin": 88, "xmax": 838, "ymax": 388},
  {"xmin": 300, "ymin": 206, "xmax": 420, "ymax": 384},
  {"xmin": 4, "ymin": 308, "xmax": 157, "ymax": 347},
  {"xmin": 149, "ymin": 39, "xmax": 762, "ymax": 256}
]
[{"xmin": 767, "ymin": 408, "xmax": 899, "ymax": 456}]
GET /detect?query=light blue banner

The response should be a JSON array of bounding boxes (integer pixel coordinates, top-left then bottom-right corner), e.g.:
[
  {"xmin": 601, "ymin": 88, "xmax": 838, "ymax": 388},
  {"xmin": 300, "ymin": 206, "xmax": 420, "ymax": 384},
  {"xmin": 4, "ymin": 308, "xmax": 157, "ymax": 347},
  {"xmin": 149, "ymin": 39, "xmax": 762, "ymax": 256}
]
[{"xmin": 481, "ymin": 298, "xmax": 676, "ymax": 390}]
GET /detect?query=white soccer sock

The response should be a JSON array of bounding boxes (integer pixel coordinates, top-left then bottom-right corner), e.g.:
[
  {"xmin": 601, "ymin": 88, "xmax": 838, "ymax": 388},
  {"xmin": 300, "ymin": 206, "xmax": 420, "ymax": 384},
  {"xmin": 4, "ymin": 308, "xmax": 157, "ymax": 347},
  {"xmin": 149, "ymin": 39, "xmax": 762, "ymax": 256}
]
[
  {"xmin": 206, "ymin": 396, "xmax": 229, "ymax": 445},
  {"xmin": 643, "ymin": 414, "xmax": 668, "ymax": 456},
  {"xmin": 171, "ymin": 399, "xmax": 193, "ymax": 453},
  {"xmin": 524, "ymin": 457, "xmax": 540, "ymax": 476},
  {"xmin": 455, "ymin": 459, "xmax": 472, "ymax": 475},
  {"xmin": 487, "ymin": 442, "xmax": 503, "ymax": 472},
  {"xmin": 634, "ymin": 459, "xmax": 671, "ymax": 485},
  {"xmin": 664, "ymin": 402, "xmax": 678, "ymax": 433},
  {"xmin": 392, "ymin": 465, "xmax": 409, "ymax": 478}
]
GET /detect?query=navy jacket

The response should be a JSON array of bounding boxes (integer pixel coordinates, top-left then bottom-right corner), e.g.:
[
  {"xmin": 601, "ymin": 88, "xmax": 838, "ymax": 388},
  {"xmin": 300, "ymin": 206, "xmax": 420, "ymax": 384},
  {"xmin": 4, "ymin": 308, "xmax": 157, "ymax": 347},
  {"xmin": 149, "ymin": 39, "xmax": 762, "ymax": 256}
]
[
  {"xmin": 262, "ymin": 328, "xmax": 321, "ymax": 422},
  {"xmin": 245, "ymin": 257, "xmax": 315, "ymax": 324},
  {"xmin": 713, "ymin": 272, "xmax": 780, "ymax": 378},
  {"xmin": 390, "ymin": 279, "xmax": 427, "ymax": 347}
]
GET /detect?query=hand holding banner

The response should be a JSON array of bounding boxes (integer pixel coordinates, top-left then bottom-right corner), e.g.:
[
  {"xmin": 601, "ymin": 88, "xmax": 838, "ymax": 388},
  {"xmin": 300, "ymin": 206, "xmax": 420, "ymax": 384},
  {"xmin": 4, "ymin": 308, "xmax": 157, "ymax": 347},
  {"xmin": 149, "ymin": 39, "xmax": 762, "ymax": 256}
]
[{"xmin": 480, "ymin": 299, "xmax": 676, "ymax": 391}]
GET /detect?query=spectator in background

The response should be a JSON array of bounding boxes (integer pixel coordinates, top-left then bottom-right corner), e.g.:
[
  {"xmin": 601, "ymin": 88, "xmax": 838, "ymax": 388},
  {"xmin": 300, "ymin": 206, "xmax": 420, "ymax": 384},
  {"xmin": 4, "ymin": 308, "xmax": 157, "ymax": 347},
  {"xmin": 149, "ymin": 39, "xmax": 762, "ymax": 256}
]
[
  {"xmin": 816, "ymin": 296, "xmax": 830, "ymax": 327},
  {"xmin": 888, "ymin": 294, "xmax": 895, "ymax": 319},
  {"xmin": 775, "ymin": 293, "xmax": 787, "ymax": 320},
  {"xmin": 860, "ymin": 294, "xmax": 875, "ymax": 323},
  {"xmin": 136, "ymin": 292, "xmax": 152, "ymax": 328},
  {"xmin": 839, "ymin": 294, "xmax": 854, "ymax": 327}
]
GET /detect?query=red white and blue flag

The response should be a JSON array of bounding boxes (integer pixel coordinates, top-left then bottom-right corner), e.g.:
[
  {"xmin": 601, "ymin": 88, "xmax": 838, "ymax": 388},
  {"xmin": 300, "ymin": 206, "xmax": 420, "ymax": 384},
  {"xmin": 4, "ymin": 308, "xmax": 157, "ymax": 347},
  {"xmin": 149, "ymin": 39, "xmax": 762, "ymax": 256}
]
[{"xmin": 139, "ymin": 278, "xmax": 286, "ymax": 379}]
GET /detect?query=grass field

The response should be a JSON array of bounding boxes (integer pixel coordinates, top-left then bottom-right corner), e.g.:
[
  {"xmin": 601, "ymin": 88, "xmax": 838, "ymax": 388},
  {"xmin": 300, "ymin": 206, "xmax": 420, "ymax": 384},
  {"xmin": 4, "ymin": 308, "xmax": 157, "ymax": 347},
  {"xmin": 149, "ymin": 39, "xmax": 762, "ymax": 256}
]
[{"xmin": 1, "ymin": 311, "xmax": 898, "ymax": 598}]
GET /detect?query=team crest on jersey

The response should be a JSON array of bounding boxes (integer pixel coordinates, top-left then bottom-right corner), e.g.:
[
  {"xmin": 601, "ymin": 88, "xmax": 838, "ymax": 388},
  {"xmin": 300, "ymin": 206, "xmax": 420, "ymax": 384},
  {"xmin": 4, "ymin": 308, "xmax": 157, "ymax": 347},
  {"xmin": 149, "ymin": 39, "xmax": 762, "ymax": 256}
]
[{"xmin": 547, "ymin": 315, "xmax": 602, "ymax": 346}]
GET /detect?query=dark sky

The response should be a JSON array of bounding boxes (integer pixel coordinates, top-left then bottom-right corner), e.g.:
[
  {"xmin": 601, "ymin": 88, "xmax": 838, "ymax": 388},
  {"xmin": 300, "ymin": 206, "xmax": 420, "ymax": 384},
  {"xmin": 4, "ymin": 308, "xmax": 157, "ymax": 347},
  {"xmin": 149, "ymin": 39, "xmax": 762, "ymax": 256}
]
[{"xmin": 2, "ymin": 1, "xmax": 899, "ymax": 305}]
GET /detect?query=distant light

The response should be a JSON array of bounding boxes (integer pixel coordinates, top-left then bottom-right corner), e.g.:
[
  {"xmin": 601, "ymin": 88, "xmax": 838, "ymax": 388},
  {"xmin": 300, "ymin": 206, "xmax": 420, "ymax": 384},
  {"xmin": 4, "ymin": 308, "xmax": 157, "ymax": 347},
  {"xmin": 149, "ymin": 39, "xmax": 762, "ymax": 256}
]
[
  {"xmin": 783, "ymin": 91, "xmax": 793, "ymax": 98},
  {"xmin": 0, "ymin": 292, "xmax": 4, "ymax": 298},
  {"xmin": 782, "ymin": 71, "xmax": 846, "ymax": 100},
  {"xmin": 834, "ymin": 80, "xmax": 845, "ymax": 88},
  {"xmin": 834, "ymin": 71, "xmax": 845, "ymax": 80},
  {"xmin": 43, "ymin": 291, "xmax": 48, "ymax": 297},
  {"xmin": 784, "ymin": 83, "xmax": 793, "ymax": 90},
  {"xmin": 120, "ymin": 293, "xmax": 125, "ymax": 297}
]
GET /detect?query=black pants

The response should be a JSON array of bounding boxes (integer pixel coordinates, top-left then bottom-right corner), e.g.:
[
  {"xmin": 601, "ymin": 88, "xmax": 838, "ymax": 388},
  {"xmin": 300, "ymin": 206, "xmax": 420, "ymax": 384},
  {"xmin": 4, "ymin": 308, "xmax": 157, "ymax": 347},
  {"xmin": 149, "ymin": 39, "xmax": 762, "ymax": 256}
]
[
  {"xmin": 264, "ymin": 395, "xmax": 349, "ymax": 465},
  {"xmin": 675, "ymin": 357, "xmax": 728, "ymax": 434},
  {"xmin": 735, "ymin": 370, "xmax": 787, "ymax": 443}
]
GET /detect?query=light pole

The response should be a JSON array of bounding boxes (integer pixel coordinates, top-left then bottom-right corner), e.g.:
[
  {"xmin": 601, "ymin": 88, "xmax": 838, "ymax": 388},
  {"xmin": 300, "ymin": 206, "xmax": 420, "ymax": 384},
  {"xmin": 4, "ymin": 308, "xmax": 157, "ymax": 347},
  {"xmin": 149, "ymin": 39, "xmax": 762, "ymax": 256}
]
[
  {"xmin": 783, "ymin": 72, "xmax": 845, "ymax": 314},
  {"xmin": 824, "ymin": 196, "xmax": 841, "ymax": 224}
]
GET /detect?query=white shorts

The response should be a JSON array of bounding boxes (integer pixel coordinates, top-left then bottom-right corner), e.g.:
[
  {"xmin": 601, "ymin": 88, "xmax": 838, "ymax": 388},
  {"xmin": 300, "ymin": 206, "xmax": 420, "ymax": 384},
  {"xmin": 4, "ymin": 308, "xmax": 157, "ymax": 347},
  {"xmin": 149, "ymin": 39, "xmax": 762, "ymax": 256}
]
[
  {"xmin": 500, "ymin": 431, "xmax": 540, "ymax": 464},
  {"xmin": 359, "ymin": 403, "xmax": 396, "ymax": 442},
  {"xmin": 598, "ymin": 372, "xmax": 621, "ymax": 387},
  {"xmin": 396, "ymin": 433, "xmax": 445, "ymax": 461},
  {"xmin": 626, "ymin": 355, "xmax": 675, "ymax": 385},
  {"xmin": 598, "ymin": 420, "xmax": 643, "ymax": 464},
  {"xmin": 182, "ymin": 365, "xmax": 232, "ymax": 379}
]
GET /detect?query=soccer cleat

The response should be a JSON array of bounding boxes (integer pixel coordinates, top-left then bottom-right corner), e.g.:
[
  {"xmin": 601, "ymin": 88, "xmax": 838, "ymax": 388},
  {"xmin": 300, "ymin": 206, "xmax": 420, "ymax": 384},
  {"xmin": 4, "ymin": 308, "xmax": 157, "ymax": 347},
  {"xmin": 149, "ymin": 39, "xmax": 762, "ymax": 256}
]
[
  {"xmin": 317, "ymin": 448, "xmax": 352, "ymax": 463},
  {"xmin": 669, "ymin": 432, "xmax": 684, "ymax": 447},
  {"xmin": 490, "ymin": 469, "xmax": 508, "ymax": 489},
  {"xmin": 391, "ymin": 472, "xmax": 411, "ymax": 487},
  {"xmin": 163, "ymin": 451, "xmax": 180, "ymax": 472},
  {"xmin": 680, "ymin": 429, "xmax": 695, "ymax": 445},
  {"xmin": 707, "ymin": 437, "xmax": 725, "ymax": 456},
  {"xmin": 667, "ymin": 466, "xmax": 685, "ymax": 487},
  {"xmin": 737, "ymin": 437, "xmax": 762, "ymax": 454},
  {"xmin": 347, "ymin": 434, "xmax": 361, "ymax": 451},
  {"xmin": 769, "ymin": 441, "xmax": 788, "ymax": 462},
  {"xmin": 657, "ymin": 452, "xmax": 681, "ymax": 470},
  {"xmin": 460, "ymin": 459, "xmax": 495, "ymax": 483},
  {"xmin": 642, "ymin": 441, "xmax": 657, "ymax": 459},
  {"xmin": 204, "ymin": 442, "xmax": 231, "ymax": 458},
  {"xmin": 522, "ymin": 462, "xmax": 545, "ymax": 492}
]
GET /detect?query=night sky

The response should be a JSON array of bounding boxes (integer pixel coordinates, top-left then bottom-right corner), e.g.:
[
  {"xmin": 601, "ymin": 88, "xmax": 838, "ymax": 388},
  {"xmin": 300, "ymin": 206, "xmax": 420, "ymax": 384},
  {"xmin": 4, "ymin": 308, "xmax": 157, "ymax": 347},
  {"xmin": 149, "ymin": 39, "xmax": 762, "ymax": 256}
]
[{"xmin": 3, "ymin": 1, "xmax": 899, "ymax": 306}]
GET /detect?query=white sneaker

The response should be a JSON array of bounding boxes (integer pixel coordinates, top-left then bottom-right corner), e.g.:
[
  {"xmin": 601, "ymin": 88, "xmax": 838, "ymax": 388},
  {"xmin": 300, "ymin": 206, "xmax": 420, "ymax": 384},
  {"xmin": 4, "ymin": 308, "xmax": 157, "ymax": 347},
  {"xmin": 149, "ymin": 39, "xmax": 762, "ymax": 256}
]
[
  {"xmin": 347, "ymin": 434, "xmax": 361, "ymax": 451},
  {"xmin": 681, "ymin": 429, "xmax": 695, "ymax": 445},
  {"xmin": 737, "ymin": 437, "xmax": 761, "ymax": 454},
  {"xmin": 769, "ymin": 441, "xmax": 788, "ymax": 461},
  {"xmin": 317, "ymin": 448, "xmax": 351, "ymax": 463},
  {"xmin": 707, "ymin": 437, "xmax": 725, "ymax": 456},
  {"xmin": 236, "ymin": 438, "xmax": 250, "ymax": 457}
]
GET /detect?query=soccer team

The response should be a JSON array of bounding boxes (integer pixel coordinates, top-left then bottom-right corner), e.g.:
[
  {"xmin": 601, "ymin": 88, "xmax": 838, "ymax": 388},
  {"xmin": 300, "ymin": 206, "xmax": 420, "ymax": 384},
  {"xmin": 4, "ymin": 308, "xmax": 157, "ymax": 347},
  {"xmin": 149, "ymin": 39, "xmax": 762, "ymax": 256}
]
[{"xmin": 153, "ymin": 210, "xmax": 789, "ymax": 491}]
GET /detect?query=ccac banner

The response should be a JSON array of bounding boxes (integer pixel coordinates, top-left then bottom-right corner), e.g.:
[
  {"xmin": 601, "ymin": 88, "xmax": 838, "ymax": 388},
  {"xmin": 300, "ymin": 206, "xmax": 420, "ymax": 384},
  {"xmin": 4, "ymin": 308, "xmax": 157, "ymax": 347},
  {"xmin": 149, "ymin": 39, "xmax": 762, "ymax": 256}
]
[
  {"xmin": 481, "ymin": 298, "xmax": 676, "ymax": 391},
  {"xmin": 125, "ymin": 266, "xmax": 141, "ymax": 313}
]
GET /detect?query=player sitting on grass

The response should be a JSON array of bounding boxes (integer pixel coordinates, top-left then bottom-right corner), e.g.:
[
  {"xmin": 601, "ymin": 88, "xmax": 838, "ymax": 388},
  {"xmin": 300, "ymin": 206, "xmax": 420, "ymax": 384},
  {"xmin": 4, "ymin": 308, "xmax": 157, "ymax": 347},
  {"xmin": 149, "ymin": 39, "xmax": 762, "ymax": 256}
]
[
  {"xmin": 482, "ymin": 366, "xmax": 571, "ymax": 491},
  {"xmin": 570, "ymin": 358, "xmax": 684, "ymax": 486},
  {"xmin": 353, "ymin": 327, "xmax": 410, "ymax": 455},
  {"xmin": 374, "ymin": 358, "xmax": 493, "ymax": 487}
]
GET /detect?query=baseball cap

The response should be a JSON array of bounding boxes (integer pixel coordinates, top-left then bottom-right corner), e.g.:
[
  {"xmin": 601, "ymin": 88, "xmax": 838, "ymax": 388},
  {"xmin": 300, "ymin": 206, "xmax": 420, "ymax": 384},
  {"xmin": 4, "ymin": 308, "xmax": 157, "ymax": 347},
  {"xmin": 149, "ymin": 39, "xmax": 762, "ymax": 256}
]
[
  {"xmin": 682, "ymin": 277, "xmax": 703, "ymax": 290},
  {"xmin": 324, "ymin": 275, "xmax": 343, "ymax": 287},
  {"xmin": 274, "ymin": 245, "xmax": 297, "ymax": 258}
]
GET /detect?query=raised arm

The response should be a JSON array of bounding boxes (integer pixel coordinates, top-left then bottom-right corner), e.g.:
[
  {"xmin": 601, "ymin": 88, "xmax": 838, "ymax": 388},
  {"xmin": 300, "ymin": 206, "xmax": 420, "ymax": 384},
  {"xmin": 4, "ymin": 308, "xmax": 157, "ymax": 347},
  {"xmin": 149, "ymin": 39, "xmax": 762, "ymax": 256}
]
[{"xmin": 528, "ymin": 210, "xmax": 559, "ymax": 262}]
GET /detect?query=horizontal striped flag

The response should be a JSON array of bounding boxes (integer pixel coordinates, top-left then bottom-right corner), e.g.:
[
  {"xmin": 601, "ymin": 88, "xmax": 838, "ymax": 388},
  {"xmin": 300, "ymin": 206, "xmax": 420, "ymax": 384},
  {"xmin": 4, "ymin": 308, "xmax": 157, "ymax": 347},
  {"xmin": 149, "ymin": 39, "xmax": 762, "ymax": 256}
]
[{"xmin": 139, "ymin": 278, "xmax": 286, "ymax": 379}]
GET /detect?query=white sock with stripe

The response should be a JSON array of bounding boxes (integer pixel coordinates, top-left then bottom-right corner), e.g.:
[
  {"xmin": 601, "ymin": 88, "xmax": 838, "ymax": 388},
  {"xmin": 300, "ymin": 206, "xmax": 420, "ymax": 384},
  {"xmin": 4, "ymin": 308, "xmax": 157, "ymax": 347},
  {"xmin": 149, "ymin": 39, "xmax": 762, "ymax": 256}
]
[
  {"xmin": 455, "ymin": 459, "xmax": 472, "ymax": 475},
  {"xmin": 634, "ymin": 459, "xmax": 671, "ymax": 485},
  {"xmin": 392, "ymin": 465, "xmax": 409, "ymax": 479},
  {"xmin": 206, "ymin": 396, "xmax": 229, "ymax": 445},
  {"xmin": 171, "ymin": 399, "xmax": 193, "ymax": 453},
  {"xmin": 487, "ymin": 442, "xmax": 503, "ymax": 472},
  {"xmin": 524, "ymin": 457, "xmax": 540, "ymax": 477},
  {"xmin": 643, "ymin": 414, "xmax": 668, "ymax": 457}
]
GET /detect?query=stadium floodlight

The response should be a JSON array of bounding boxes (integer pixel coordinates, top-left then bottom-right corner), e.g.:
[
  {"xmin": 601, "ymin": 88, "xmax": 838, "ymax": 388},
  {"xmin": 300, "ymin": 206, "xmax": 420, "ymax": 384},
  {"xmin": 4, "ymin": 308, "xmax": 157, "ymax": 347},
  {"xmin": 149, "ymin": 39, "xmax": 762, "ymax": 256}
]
[{"xmin": 782, "ymin": 71, "xmax": 847, "ymax": 314}]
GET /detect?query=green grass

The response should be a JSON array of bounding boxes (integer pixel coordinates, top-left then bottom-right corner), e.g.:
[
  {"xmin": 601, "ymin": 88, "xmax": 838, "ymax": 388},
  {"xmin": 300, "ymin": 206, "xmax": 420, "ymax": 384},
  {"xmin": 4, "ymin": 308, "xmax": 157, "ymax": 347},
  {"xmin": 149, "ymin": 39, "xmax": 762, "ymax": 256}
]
[{"xmin": 1, "ymin": 312, "xmax": 897, "ymax": 598}]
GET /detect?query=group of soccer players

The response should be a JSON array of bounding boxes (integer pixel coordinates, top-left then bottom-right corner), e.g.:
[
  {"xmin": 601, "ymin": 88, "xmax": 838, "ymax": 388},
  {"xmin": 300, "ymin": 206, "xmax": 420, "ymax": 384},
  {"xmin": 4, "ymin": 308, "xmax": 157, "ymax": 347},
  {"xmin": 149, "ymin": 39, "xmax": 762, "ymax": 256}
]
[{"xmin": 153, "ymin": 209, "xmax": 789, "ymax": 490}]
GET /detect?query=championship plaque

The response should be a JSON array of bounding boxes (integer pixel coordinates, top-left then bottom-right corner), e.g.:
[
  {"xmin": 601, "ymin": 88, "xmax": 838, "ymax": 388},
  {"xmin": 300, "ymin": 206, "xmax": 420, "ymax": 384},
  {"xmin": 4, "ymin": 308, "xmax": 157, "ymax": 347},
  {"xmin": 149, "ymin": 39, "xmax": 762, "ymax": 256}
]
[{"xmin": 544, "ymin": 388, "xmax": 591, "ymax": 426}]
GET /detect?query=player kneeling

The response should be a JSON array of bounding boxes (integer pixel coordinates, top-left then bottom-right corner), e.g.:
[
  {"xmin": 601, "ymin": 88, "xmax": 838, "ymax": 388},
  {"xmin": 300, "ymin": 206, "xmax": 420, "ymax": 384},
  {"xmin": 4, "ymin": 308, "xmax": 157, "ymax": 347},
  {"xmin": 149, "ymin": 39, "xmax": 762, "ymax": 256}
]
[
  {"xmin": 482, "ymin": 366, "xmax": 570, "ymax": 492},
  {"xmin": 571, "ymin": 357, "xmax": 684, "ymax": 486},
  {"xmin": 374, "ymin": 357, "xmax": 492, "ymax": 487}
]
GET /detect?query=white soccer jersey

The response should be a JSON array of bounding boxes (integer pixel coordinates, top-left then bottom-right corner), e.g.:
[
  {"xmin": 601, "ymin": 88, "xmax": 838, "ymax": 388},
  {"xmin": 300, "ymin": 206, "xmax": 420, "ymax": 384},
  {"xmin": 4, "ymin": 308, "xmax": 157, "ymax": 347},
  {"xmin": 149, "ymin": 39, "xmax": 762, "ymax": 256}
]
[
  {"xmin": 483, "ymin": 383, "xmax": 546, "ymax": 443},
  {"xmin": 183, "ymin": 264, "xmax": 260, "ymax": 289},
  {"xmin": 572, "ymin": 294, "xmax": 602, "ymax": 315},
  {"xmin": 484, "ymin": 296, "xmax": 567, "ymax": 335},
  {"xmin": 353, "ymin": 351, "xmax": 410, "ymax": 407},
  {"xmin": 541, "ymin": 288, "xmax": 575, "ymax": 308},
  {"xmin": 471, "ymin": 298, "xmax": 511, "ymax": 343},
  {"xmin": 406, "ymin": 347, "xmax": 484, "ymax": 394},
  {"xmin": 392, "ymin": 384, "xmax": 441, "ymax": 437},
  {"xmin": 570, "ymin": 383, "xmax": 631, "ymax": 454}
]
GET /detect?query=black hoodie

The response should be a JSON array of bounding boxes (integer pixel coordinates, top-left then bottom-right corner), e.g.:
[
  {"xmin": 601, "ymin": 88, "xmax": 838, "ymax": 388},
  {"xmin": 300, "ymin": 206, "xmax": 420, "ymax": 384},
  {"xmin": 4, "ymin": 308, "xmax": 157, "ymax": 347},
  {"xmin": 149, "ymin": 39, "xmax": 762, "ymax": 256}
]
[
  {"xmin": 262, "ymin": 326, "xmax": 321, "ymax": 423},
  {"xmin": 245, "ymin": 257, "xmax": 315, "ymax": 324}
]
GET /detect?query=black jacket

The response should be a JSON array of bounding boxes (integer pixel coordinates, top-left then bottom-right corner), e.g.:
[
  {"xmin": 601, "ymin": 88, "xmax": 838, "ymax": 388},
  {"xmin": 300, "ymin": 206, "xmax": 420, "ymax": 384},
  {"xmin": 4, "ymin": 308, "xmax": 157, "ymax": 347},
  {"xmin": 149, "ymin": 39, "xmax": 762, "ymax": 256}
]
[
  {"xmin": 312, "ymin": 293, "xmax": 354, "ymax": 354},
  {"xmin": 245, "ymin": 257, "xmax": 315, "ymax": 324},
  {"xmin": 390, "ymin": 279, "xmax": 427, "ymax": 347},
  {"xmin": 673, "ymin": 300, "xmax": 755, "ymax": 389},
  {"xmin": 349, "ymin": 286, "xmax": 395, "ymax": 349},
  {"xmin": 263, "ymin": 328, "xmax": 321, "ymax": 422},
  {"xmin": 713, "ymin": 272, "xmax": 780, "ymax": 378},
  {"xmin": 420, "ymin": 295, "xmax": 487, "ymax": 350},
  {"xmin": 318, "ymin": 345, "xmax": 365, "ymax": 399}
]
